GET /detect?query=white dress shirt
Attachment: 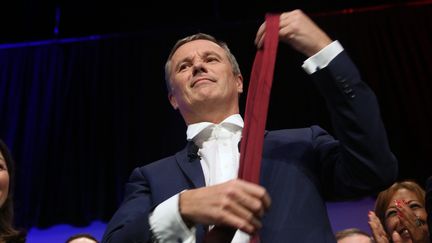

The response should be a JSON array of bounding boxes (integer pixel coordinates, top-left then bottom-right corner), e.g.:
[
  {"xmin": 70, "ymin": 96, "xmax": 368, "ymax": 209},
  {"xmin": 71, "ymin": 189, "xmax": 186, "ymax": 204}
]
[{"xmin": 149, "ymin": 41, "xmax": 344, "ymax": 242}]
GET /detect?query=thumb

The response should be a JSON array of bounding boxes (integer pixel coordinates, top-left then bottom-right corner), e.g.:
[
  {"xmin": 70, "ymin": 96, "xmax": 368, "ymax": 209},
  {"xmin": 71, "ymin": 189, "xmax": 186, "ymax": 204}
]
[{"xmin": 391, "ymin": 231, "xmax": 403, "ymax": 243}]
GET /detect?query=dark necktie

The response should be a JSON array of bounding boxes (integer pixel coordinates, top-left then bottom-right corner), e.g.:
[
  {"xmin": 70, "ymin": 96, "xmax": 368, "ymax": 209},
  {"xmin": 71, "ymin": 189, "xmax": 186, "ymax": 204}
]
[{"xmin": 203, "ymin": 13, "xmax": 280, "ymax": 243}]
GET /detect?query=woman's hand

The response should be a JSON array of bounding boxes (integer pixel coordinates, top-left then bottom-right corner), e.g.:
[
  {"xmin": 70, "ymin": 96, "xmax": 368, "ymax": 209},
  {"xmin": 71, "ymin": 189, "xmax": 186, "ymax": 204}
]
[{"xmin": 369, "ymin": 210, "xmax": 390, "ymax": 243}]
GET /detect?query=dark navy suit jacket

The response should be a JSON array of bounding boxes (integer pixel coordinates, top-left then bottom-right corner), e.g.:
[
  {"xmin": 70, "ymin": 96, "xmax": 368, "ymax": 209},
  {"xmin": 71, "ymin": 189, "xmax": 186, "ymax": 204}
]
[{"xmin": 102, "ymin": 51, "xmax": 398, "ymax": 243}]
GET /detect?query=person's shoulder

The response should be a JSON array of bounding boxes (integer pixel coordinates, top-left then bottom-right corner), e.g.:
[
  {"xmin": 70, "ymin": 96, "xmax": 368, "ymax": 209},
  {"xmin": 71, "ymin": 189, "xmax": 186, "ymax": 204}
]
[
  {"xmin": 133, "ymin": 145, "xmax": 188, "ymax": 171},
  {"xmin": 266, "ymin": 125, "xmax": 329, "ymax": 138},
  {"xmin": 127, "ymin": 154, "xmax": 178, "ymax": 181},
  {"xmin": 136, "ymin": 154, "xmax": 178, "ymax": 171},
  {"xmin": 264, "ymin": 126, "xmax": 335, "ymax": 147}
]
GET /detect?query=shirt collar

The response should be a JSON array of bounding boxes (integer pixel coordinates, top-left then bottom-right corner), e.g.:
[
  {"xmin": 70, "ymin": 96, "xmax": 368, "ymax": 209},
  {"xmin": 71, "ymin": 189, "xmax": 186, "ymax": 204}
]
[{"xmin": 186, "ymin": 114, "xmax": 244, "ymax": 141}]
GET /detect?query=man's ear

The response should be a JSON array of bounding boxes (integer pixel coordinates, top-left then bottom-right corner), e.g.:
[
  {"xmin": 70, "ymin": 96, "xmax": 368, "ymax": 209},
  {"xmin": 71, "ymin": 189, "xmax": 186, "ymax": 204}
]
[
  {"xmin": 168, "ymin": 93, "xmax": 179, "ymax": 110},
  {"xmin": 236, "ymin": 74, "xmax": 243, "ymax": 94}
]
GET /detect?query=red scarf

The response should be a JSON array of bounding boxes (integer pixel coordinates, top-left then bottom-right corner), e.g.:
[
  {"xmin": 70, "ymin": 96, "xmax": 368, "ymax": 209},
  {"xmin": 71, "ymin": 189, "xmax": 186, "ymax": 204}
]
[{"xmin": 204, "ymin": 13, "xmax": 280, "ymax": 243}]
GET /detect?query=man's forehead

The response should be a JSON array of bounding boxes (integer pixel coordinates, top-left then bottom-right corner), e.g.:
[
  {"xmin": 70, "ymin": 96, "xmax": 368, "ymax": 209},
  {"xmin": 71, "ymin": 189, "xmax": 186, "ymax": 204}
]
[{"xmin": 172, "ymin": 39, "xmax": 225, "ymax": 59}]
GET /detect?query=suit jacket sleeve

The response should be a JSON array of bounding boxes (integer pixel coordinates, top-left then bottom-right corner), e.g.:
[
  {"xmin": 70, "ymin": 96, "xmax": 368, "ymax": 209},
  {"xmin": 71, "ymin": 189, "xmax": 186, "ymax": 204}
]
[
  {"xmin": 310, "ymin": 50, "xmax": 398, "ymax": 199},
  {"xmin": 102, "ymin": 167, "xmax": 153, "ymax": 243}
]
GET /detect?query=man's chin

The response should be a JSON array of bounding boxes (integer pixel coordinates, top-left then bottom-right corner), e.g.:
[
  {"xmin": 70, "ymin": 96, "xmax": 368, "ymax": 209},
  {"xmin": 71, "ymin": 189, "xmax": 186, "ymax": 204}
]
[{"xmin": 193, "ymin": 88, "xmax": 219, "ymax": 100}]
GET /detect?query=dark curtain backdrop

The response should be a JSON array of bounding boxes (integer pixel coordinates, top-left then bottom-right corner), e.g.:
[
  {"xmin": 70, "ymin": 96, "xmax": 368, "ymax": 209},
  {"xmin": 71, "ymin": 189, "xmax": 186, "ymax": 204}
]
[{"xmin": 0, "ymin": 4, "xmax": 431, "ymax": 229}]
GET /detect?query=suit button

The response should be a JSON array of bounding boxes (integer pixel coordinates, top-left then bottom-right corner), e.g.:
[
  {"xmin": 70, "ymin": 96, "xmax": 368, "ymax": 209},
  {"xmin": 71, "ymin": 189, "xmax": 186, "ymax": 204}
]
[
  {"xmin": 343, "ymin": 87, "xmax": 355, "ymax": 98},
  {"xmin": 344, "ymin": 88, "xmax": 353, "ymax": 94},
  {"xmin": 336, "ymin": 77, "xmax": 347, "ymax": 83}
]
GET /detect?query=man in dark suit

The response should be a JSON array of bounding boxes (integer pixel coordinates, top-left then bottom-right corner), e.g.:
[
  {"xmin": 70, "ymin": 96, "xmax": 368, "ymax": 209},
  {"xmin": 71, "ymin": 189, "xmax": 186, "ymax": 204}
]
[{"xmin": 102, "ymin": 10, "xmax": 398, "ymax": 243}]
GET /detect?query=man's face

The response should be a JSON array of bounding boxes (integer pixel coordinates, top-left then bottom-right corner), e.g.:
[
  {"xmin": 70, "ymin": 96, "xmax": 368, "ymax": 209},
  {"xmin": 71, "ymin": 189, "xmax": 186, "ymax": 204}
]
[{"xmin": 167, "ymin": 39, "xmax": 243, "ymax": 123}]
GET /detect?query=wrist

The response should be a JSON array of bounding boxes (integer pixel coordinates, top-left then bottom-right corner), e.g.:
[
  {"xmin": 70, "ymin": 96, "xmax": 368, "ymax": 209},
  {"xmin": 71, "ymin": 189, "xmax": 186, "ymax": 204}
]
[{"xmin": 179, "ymin": 190, "xmax": 195, "ymax": 228}]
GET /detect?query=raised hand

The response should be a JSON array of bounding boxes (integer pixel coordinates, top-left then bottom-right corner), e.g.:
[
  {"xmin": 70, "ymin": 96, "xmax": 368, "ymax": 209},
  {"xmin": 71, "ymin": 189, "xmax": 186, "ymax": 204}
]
[
  {"xmin": 255, "ymin": 9, "xmax": 332, "ymax": 57},
  {"xmin": 368, "ymin": 210, "xmax": 390, "ymax": 243}
]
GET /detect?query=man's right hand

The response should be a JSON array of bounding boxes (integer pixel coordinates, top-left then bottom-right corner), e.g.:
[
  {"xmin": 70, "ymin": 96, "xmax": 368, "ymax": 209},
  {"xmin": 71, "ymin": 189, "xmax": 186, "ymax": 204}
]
[
  {"xmin": 255, "ymin": 9, "xmax": 333, "ymax": 57},
  {"xmin": 179, "ymin": 179, "xmax": 271, "ymax": 235}
]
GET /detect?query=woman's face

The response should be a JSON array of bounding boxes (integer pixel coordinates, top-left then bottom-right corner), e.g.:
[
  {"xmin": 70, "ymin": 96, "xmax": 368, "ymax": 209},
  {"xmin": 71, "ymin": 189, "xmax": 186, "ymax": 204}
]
[
  {"xmin": 384, "ymin": 188, "xmax": 427, "ymax": 242},
  {"xmin": 0, "ymin": 150, "xmax": 10, "ymax": 207}
]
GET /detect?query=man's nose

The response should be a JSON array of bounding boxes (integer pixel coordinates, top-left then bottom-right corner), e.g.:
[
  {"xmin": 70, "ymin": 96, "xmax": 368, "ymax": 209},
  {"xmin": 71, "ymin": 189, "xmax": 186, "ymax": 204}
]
[{"xmin": 192, "ymin": 61, "xmax": 207, "ymax": 76}]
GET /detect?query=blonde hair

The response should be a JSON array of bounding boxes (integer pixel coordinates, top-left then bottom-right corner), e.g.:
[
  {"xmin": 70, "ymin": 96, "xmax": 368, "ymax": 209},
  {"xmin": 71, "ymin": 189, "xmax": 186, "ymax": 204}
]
[{"xmin": 335, "ymin": 227, "xmax": 371, "ymax": 241}]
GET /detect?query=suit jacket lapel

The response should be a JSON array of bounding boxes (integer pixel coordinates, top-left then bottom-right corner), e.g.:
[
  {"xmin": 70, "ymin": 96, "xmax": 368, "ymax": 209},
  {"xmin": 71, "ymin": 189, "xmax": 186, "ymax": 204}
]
[{"xmin": 175, "ymin": 142, "xmax": 206, "ymax": 188}]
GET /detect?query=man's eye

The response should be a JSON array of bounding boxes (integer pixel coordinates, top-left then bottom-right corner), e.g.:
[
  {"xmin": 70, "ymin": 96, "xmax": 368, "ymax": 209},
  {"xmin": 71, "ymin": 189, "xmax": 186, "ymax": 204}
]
[
  {"xmin": 178, "ymin": 63, "xmax": 190, "ymax": 71},
  {"xmin": 206, "ymin": 57, "xmax": 218, "ymax": 62}
]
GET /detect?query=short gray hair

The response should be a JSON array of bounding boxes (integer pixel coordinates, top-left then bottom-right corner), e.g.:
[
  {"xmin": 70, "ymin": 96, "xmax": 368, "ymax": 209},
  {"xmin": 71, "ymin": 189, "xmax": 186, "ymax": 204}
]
[{"xmin": 164, "ymin": 33, "xmax": 241, "ymax": 93}]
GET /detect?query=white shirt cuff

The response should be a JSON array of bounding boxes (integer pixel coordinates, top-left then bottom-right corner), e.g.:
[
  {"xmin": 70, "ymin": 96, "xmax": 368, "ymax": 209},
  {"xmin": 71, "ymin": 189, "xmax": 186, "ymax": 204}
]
[
  {"xmin": 302, "ymin": 40, "xmax": 344, "ymax": 74},
  {"xmin": 149, "ymin": 193, "xmax": 196, "ymax": 242}
]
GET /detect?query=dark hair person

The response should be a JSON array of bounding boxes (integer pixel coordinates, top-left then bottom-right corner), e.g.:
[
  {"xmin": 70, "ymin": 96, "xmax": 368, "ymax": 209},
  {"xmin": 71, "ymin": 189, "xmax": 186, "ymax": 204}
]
[{"xmin": 0, "ymin": 139, "xmax": 26, "ymax": 243}]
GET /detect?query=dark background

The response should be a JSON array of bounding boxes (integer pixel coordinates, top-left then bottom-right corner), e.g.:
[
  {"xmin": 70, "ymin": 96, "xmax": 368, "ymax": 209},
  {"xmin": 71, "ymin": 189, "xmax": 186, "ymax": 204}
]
[
  {"xmin": 0, "ymin": 0, "xmax": 431, "ymax": 231},
  {"xmin": 0, "ymin": 0, "xmax": 423, "ymax": 43}
]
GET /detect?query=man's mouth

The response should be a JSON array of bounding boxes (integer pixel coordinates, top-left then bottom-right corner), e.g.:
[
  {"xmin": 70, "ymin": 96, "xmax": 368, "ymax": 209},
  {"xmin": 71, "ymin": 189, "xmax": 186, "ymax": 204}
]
[{"xmin": 191, "ymin": 77, "xmax": 214, "ymax": 87}]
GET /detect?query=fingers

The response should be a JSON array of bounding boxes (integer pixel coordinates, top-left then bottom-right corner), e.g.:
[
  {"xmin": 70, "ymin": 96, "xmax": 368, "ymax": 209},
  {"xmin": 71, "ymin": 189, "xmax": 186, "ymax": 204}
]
[
  {"xmin": 254, "ymin": 11, "xmax": 297, "ymax": 48},
  {"xmin": 217, "ymin": 192, "xmax": 262, "ymax": 233},
  {"xmin": 224, "ymin": 180, "xmax": 271, "ymax": 219},
  {"xmin": 236, "ymin": 179, "xmax": 271, "ymax": 209},
  {"xmin": 395, "ymin": 200, "xmax": 417, "ymax": 231},
  {"xmin": 179, "ymin": 179, "xmax": 271, "ymax": 234},
  {"xmin": 215, "ymin": 180, "xmax": 270, "ymax": 233},
  {"xmin": 254, "ymin": 22, "xmax": 265, "ymax": 48},
  {"xmin": 391, "ymin": 231, "xmax": 403, "ymax": 243},
  {"xmin": 368, "ymin": 211, "xmax": 390, "ymax": 243},
  {"xmin": 215, "ymin": 203, "xmax": 261, "ymax": 234},
  {"xmin": 254, "ymin": 10, "xmax": 294, "ymax": 49},
  {"xmin": 254, "ymin": 9, "xmax": 332, "ymax": 56}
]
